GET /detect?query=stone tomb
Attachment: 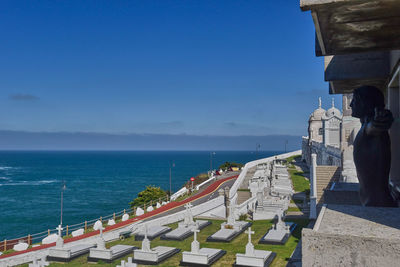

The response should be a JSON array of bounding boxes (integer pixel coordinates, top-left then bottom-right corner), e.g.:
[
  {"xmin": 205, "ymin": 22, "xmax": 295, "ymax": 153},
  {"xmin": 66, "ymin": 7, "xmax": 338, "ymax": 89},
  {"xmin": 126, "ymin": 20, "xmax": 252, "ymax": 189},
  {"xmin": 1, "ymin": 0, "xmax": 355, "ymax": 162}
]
[
  {"xmin": 161, "ymin": 203, "xmax": 211, "ymax": 241},
  {"xmin": 234, "ymin": 228, "xmax": 276, "ymax": 267},
  {"xmin": 88, "ymin": 225, "xmax": 138, "ymax": 263},
  {"xmin": 48, "ymin": 244, "xmax": 96, "ymax": 262},
  {"xmin": 133, "ymin": 226, "xmax": 180, "ymax": 265},
  {"xmin": 207, "ymin": 204, "xmax": 251, "ymax": 242},
  {"xmin": 135, "ymin": 225, "xmax": 171, "ymax": 241},
  {"xmin": 180, "ymin": 225, "xmax": 226, "ymax": 266},
  {"xmin": 48, "ymin": 224, "xmax": 96, "ymax": 262},
  {"xmin": 258, "ymin": 210, "xmax": 296, "ymax": 245}
]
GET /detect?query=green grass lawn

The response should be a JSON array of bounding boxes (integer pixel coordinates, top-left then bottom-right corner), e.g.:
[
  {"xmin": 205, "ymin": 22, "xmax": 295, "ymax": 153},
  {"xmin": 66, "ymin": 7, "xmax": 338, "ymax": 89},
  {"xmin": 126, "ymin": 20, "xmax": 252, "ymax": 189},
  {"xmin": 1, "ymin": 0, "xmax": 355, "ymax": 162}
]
[
  {"xmin": 38, "ymin": 218, "xmax": 308, "ymax": 267},
  {"xmin": 288, "ymin": 169, "xmax": 309, "ymax": 195}
]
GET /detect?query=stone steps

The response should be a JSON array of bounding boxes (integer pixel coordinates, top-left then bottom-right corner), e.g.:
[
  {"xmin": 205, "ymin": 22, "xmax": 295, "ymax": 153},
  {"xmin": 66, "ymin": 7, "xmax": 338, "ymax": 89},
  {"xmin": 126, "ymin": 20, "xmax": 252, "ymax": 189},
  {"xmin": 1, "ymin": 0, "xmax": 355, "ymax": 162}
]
[
  {"xmin": 237, "ymin": 191, "xmax": 251, "ymax": 205},
  {"xmin": 316, "ymin": 166, "xmax": 340, "ymax": 203}
]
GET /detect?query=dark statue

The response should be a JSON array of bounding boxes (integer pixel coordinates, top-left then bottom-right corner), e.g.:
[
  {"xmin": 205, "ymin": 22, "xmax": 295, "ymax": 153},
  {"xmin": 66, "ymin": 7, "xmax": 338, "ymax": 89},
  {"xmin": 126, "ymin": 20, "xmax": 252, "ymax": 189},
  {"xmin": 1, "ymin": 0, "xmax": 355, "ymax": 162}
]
[{"xmin": 351, "ymin": 85, "xmax": 397, "ymax": 207}]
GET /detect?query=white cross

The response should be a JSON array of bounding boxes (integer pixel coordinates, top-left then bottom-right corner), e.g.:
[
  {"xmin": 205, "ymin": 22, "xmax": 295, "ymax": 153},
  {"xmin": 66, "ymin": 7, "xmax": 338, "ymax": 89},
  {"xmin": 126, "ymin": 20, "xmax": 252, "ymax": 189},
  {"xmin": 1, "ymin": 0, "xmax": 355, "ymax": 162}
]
[
  {"xmin": 56, "ymin": 225, "xmax": 63, "ymax": 237},
  {"xmin": 245, "ymin": 227, "xmax": 255, "ymax": 243},
  {"xmin": 192, "ymin": 224, "xmax": 200, "ymax": 242}
]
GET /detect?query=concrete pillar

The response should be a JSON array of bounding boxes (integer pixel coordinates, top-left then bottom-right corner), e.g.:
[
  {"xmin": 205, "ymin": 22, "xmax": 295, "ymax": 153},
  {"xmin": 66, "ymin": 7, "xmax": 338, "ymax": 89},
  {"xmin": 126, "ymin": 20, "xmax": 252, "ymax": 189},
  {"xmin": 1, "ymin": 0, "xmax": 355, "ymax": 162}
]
[
  {"xmin": 309, "ymin": 153, "xmax": 317, "ymax": 219},
  {"xmin": 224, "ymin": 186, "xmax": 230, "ymax": 219}
]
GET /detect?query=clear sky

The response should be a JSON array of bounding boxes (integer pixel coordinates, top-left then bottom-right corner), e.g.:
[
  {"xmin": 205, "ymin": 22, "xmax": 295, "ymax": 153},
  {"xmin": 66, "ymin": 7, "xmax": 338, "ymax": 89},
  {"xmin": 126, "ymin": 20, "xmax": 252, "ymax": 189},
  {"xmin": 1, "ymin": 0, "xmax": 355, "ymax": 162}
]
[{"xmin": 0, "ymin": 0, "xmax": 341, "ymax": 137}]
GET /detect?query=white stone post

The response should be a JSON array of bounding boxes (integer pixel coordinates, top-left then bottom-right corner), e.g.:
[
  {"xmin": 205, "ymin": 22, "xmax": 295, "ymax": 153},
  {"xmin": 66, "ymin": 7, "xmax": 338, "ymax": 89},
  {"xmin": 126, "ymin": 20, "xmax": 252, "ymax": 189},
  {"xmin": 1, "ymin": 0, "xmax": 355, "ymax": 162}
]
[{"xmin": 309, "ymin": 153, "xmax": 317, "ymax": 219}]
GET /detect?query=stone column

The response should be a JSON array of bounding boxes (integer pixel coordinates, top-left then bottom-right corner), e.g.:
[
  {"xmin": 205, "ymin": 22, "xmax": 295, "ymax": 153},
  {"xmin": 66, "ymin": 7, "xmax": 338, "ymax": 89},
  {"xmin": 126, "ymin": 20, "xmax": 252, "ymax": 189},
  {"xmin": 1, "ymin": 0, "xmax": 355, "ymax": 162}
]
[
  {"xmin": 309, "ymin": 153, "xmax": 317, "ymax": 219},
  {"xmin": 224, "ymin": 186, "xmax": 230, "ymax": 219}
]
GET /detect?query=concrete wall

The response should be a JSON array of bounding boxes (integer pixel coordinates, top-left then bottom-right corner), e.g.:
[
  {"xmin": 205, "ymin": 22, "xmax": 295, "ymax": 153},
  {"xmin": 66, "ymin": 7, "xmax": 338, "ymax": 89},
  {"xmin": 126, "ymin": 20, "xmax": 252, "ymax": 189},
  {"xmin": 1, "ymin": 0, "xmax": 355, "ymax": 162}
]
[{"xmin": 302, "ymin": 229, "xmax": 400, "ymax": 267}]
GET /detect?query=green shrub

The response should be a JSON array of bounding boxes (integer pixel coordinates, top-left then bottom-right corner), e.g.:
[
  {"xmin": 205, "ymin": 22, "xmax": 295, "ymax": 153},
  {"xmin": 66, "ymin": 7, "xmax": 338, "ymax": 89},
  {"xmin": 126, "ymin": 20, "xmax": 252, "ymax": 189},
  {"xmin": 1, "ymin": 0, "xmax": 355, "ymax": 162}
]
[{"xmin": 129, "ymin": 185, "xmax": 167, "ymax": 207}]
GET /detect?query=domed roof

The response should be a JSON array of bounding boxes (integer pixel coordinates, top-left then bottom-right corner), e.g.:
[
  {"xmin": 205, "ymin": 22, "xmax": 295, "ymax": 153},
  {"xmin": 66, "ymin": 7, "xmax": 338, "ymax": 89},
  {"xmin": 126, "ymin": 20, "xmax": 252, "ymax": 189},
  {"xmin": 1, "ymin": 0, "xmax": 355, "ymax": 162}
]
[
  {"xmin": 309, "ymin": 97, "xmax": 326, "ymax": 121},
  {"xmin": 324, "ymin": 98, "xmax": 341, "ymax": 118}
]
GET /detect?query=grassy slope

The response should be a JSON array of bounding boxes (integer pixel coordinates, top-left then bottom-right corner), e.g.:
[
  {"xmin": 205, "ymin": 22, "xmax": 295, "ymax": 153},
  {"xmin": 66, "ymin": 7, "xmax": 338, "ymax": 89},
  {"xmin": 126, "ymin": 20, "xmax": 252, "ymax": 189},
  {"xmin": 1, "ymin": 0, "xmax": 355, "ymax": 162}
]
[{"xmin": 42, "ymin": 218, "xmax": 308, "ymax": 267}]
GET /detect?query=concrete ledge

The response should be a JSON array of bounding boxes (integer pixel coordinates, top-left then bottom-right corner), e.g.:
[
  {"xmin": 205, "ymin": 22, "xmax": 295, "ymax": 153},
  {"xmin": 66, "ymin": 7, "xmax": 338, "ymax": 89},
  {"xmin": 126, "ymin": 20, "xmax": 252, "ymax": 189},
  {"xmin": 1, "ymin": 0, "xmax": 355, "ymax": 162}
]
[{"xmin": 302, "ymin": 204, "xmax": 400, "ymax": 266}]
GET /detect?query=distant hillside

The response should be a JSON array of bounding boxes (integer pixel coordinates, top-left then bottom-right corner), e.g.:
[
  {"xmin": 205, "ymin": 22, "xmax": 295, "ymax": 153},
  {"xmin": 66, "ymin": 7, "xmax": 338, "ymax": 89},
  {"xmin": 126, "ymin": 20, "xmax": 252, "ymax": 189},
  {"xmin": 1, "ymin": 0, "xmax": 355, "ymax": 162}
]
[{"xmin": 0, "ymin": 130, "xmax": 301, "ymax": 151}]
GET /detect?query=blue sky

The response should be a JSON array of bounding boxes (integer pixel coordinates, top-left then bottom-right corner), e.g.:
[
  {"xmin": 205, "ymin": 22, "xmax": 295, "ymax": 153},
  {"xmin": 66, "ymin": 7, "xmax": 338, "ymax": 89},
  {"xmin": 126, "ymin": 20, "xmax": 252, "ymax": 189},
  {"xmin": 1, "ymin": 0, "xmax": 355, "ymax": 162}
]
[{"xmin": 0, "ymin": 0, "xmax": 341, "ymax": 137}]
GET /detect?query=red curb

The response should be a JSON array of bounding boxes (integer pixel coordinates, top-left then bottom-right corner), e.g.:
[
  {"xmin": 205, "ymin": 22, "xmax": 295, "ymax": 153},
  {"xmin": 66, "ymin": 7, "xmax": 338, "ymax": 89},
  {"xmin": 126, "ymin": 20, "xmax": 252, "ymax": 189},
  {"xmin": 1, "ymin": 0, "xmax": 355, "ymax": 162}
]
[{"xmin": 0, "ymin": 175, "xmax": 237, "ymax": 259}]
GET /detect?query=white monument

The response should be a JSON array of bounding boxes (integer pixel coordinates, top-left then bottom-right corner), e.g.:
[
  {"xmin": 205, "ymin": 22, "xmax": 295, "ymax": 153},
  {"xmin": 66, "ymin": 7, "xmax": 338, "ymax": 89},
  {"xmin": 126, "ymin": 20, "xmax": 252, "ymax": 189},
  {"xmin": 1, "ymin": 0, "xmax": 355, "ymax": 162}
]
[
  {"xmin": 88, "ymin": 222, "xmax": 136, "ymax": 263},
  {"xmin": 235, "ymin": 227, "xmax": 276, "ymax": 267},
  {"xmin": 56, "ymin": 225, "xmax": 64, "ymax": 248},
  {"xmin": 259, "ymin": 209, "xmax": 293, "ymax": 245},
  {"xmin": 181, "ymin": 224, "xmax": 226, "ymax": 266},
  {"xmin": 207, "ymin": 202, "xmax": 250, "ymax": 242},
  {"xmin": 133, "ymin": 224, "xmax": 180, "ymax": 265},
  {"xmin": 121, "ymin": 213, "xmax": 129, "ymax": 221},
  {"xmin": 162, "ymin": 202, "xmax": 210, "ymax": 241},
  {"xmin": 135, "ymin": 207, "xmax": 144, "ymax": 216},
  {"xmin": 48, "ymin": 224, "xmax": 95, "ymax": 262}
]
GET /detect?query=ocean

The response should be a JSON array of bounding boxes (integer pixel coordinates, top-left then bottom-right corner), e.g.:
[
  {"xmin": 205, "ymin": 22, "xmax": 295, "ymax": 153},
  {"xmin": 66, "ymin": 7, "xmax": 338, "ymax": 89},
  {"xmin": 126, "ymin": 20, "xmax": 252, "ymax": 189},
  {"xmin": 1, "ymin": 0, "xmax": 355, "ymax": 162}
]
[{"xmin": 0, "ymin": 150, "xmax": 281, "ymax": 241}]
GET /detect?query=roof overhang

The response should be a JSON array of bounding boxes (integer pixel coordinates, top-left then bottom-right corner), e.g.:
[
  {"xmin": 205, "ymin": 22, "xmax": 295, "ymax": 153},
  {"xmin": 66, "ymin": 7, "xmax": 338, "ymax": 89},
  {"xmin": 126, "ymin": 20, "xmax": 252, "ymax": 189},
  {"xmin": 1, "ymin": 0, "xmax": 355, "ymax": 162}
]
[
  {"xmin": 325, "ymin": 51, "xmax": 390, "ymax": 94},
  {"xmin": 301, "ymin": 0, "xmax": 400, "ymax": 56}
]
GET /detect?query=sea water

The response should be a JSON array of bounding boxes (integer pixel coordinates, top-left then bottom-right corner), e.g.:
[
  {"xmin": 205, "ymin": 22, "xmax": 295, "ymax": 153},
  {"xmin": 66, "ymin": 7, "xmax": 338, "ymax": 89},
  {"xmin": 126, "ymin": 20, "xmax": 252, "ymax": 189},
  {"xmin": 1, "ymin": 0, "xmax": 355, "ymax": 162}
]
[{"xmin": 0, "ymin": 150, "xmax": 280, "ymax": 240}]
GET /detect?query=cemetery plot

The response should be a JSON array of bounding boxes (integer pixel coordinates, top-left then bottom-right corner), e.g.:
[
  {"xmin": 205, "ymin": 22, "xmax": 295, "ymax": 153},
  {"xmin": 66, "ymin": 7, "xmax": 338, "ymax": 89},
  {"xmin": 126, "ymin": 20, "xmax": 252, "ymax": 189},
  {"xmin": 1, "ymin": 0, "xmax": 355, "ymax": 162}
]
[
  {"xmin": 234, "ymin": 228, "xmax": 276, "ymax": 267},
  {"xmin": 180, "ymin": 225, "xmax": 225, "ymax": 266},
  {"xmin": 87, "ymin": 244, "xmax": 138, "ymax": 263},
  {"xmin": 133, "ymin": 246, "xmax": 180, "ymax": 265},
  {"xmin": 134, "ymin": 225, "xmax": 171, "ymax": 241},
  {"xmin": 132, "ymin": 223, "xmax": 180, "ymax": 265},
  {"xmin": 259, "ymin": 222, "xmax": 296, "ymax": 245},
  {"xmin": 47, "ymin": 243, "xmax": 96, "ymax": 262}
]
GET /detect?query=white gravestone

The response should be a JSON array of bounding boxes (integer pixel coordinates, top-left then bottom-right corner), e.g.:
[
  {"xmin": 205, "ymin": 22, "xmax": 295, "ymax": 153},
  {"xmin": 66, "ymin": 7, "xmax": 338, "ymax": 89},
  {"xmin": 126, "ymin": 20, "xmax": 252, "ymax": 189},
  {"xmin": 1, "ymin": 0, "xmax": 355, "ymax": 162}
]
[
  {"xmin": 183, "ymin": 203, "xmax": 194, "ymax": 226},
  {"xmin": 245, "ymin": 228, "xmax": 255, "ymax": 256},
  {"xmin": 191, "ymin": 225, "xmax": 200, "ymax": 253},
  {"xmin": 56, "ymin": 225, "xmax": 64, "ymax": 248},
  {"xmin": 227, "ymin": 203, "xmax": 237, "ymax": 225},
  {"xmin": 96, "ymin": 226, "xmax": 106, "ymax": 250},
  {"xmin": 141, "ymin": 225, "xmax": 151, "ymax": 252},
  {"xmin": 236, "ymin": 227, "xmax": 275, "ymax": 267},
  {"xmin": 13, "ymin": 242, "xmax": 29, "ymax": 251},
  {"xmin": 93, "ymin": 220, "xmax": 102, "ymax": 230},
  {"xmin": 71, "ymin": 228, "xmax": 84, "ymax": 237},
  {"xmin": 122, "ymin": 214, "xmax": 129, "ymax": 221},
  {"xmin": 42, "ymin": 233, "xmax": 58, "ymax": 244},
  {"xmin": 136, "ymin": 207, "xmax": 144, "ymax": 216},
  {"xmin": 108, "ymin": 219, "xmax": 116, "ymax": 226}
]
